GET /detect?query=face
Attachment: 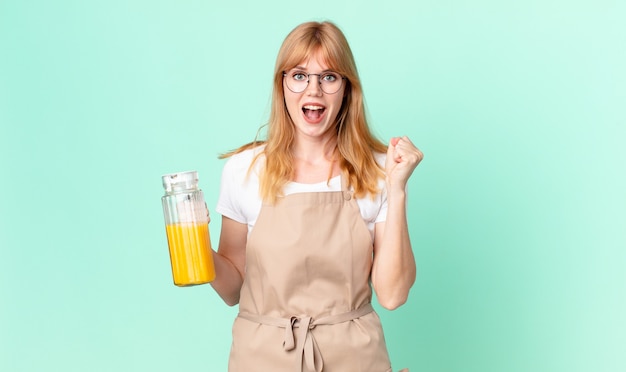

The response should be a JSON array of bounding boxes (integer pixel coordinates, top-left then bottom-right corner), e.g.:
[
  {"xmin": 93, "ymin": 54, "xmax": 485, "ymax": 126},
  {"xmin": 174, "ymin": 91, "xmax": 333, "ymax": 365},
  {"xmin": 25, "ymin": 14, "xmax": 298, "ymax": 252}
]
[{"xmin": 283, "ymin": 51, "xmax": 345, "ymax": 143}]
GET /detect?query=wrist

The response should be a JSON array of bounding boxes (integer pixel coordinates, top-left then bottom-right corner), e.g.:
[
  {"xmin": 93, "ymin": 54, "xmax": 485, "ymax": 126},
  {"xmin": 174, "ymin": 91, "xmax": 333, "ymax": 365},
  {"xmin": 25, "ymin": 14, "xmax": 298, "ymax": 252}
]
[{"xmin": 386, "ymin": 187, "xmax": 407, "ymax": 204}]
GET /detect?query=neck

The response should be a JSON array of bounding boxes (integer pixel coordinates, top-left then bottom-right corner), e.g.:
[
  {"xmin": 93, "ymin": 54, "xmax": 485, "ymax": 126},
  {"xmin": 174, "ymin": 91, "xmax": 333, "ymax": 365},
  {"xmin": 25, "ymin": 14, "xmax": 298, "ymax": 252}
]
[
  {"xmin": 290, "ymin": 136, "xmax": 340, "ymax": 183},
  {"xmin": 292, "ymin": 136, "xmax": 337, "ymax": 163}
]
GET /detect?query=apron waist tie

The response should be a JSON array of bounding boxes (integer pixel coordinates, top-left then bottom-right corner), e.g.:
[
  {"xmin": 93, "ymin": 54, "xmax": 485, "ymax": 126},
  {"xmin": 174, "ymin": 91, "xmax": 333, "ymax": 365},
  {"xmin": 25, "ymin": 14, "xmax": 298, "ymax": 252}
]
[{"xmin": 238, "ymin": 303, "xmax": 374, "ymax": 372}]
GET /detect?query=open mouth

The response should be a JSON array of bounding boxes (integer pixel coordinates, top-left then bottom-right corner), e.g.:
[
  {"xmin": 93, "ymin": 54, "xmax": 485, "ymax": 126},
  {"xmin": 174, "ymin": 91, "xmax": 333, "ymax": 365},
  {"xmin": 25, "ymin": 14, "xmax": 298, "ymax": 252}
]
[{"xmin": 302, "ymin": 105, "xmax": 326, "ymax": 121}]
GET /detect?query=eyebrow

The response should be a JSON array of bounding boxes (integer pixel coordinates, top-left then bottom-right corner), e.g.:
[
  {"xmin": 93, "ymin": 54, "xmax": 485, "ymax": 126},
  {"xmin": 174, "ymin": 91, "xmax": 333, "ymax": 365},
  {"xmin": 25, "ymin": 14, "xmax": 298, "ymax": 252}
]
[{"xmin": 290, "ymin": 66, "xmax": 335, "ymax": 73}]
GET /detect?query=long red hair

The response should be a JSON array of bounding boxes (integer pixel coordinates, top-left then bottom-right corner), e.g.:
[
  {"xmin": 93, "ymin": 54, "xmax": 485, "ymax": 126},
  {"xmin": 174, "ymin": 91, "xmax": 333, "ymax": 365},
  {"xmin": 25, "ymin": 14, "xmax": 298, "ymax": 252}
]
[{"xmin": 222, "ymin": 21, "xmax": 386, "ymax": 203}]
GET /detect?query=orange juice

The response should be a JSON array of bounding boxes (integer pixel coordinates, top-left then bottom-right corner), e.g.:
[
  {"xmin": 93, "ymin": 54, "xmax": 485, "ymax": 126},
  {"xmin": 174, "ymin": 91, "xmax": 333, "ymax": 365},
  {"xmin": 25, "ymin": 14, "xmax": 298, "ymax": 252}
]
[{"xmin": 165, "ymin": 222, "xmax": 215, "ymax": 286}]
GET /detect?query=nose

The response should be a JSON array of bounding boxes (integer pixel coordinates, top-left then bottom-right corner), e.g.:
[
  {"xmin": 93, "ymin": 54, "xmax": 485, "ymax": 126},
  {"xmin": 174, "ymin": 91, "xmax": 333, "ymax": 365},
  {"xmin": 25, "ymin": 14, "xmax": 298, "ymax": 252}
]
[{"xmin": 305, "ymin": 74, "xmax": 323, "ymax": 96}]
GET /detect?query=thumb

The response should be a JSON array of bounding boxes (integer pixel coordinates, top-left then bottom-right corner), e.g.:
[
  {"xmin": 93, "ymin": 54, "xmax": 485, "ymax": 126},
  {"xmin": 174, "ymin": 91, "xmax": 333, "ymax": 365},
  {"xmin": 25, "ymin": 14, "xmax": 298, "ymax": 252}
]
[{"xmin": 385, "ymin": 137, "xmax": 399, "ymax": 171}]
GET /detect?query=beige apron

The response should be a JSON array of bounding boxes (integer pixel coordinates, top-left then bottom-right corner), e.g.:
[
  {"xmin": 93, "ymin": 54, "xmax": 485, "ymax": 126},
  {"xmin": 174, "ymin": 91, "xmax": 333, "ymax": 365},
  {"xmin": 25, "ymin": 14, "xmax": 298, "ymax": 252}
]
[{"xmin": 228, "ymin": 180, "xmax": 395, "ymax": 372}]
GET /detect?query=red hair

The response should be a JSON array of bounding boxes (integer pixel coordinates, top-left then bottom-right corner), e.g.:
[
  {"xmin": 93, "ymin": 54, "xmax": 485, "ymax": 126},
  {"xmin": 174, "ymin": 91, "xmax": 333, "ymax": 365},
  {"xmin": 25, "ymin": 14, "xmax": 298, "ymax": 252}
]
[{"xmin": 222, "ymin": 21, "xmax": 386, "ymax": 203}]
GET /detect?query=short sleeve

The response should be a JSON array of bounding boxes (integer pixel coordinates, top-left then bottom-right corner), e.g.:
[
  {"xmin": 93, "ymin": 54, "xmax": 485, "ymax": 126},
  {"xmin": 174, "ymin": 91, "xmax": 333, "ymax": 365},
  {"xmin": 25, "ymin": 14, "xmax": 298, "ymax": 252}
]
[
  {"xmin": 215, "ymin": 146, "xmax": 264, "ymax": 231},
  {"xmin": 215, "ymin": 155, "xmax": 246, "ymax": 224}
]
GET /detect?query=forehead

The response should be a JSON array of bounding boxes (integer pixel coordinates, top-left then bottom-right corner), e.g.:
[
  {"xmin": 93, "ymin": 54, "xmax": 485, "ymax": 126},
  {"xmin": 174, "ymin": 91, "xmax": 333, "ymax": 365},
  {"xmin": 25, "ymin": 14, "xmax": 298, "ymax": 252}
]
[{"xmin": 289, "ymin": 49, "xmax": 333, "ymax": 71}]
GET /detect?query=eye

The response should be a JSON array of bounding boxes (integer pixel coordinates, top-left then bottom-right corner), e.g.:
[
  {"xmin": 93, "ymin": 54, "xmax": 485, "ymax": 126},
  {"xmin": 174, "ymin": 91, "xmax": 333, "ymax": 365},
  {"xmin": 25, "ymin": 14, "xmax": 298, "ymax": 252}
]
[
  {"xmin": 292, "ymin": 72, "xmax": 307, "ymax": 81},
  {"xmin": 322, "ymin": 72, "xmax": 339, "ymax": 82}
]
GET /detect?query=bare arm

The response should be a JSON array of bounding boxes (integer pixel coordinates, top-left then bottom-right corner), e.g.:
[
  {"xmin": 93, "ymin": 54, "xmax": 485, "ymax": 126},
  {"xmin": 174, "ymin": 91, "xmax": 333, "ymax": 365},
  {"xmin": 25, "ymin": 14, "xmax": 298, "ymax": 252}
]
[
  {"xmin": 210, "ymin": 216, "xmax": 247, "ymax": 306},
  {"xmin": 371, "ymin": 136, "xmax": 423, "ymax": 310}
]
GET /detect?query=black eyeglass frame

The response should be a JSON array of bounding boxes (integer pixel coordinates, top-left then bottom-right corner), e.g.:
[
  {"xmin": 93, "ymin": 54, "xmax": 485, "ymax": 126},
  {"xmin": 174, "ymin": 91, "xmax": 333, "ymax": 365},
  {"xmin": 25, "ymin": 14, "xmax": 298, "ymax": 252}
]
[{"xmin": 282, "ymin": 71, "xmax": 346, "ymax": 94}]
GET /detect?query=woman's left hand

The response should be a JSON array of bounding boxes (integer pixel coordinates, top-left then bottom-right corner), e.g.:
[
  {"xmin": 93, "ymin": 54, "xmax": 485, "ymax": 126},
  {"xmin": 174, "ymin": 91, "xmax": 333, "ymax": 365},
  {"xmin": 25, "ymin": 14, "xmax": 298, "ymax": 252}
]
[{"xmin": 385, "ymin": 136, "xmax": 423, "ymax": 191}]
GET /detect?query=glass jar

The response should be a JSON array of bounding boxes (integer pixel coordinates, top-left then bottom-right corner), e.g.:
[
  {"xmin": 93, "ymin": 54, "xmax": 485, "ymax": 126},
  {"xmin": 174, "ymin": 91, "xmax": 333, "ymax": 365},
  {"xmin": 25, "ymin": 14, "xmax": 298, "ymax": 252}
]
[{"xmin": 161, "ymin": 171, "xmax": 215, "ymax": 286}]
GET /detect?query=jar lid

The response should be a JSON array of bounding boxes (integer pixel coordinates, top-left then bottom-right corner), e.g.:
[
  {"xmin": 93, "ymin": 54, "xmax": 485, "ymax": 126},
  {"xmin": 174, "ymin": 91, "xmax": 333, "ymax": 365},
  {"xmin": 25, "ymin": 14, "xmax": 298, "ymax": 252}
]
[{"xmin": 162, "ymin": 171, "xmax": 199, "ymax": 193}]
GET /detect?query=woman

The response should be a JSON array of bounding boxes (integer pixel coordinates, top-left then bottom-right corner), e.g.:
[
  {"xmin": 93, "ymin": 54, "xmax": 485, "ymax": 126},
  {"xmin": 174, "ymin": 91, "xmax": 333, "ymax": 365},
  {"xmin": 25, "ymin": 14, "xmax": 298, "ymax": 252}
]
[{"xmin": 211, "ymin": 21, "xmax": 423, "ymax": 372}]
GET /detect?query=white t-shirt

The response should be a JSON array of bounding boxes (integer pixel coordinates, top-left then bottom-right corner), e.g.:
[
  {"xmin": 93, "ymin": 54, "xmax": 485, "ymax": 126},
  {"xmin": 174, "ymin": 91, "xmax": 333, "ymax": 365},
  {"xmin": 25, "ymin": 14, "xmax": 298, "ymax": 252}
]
[{"xmin": 215, "ymin": 146, "xmax": 388, "ymax": 240}]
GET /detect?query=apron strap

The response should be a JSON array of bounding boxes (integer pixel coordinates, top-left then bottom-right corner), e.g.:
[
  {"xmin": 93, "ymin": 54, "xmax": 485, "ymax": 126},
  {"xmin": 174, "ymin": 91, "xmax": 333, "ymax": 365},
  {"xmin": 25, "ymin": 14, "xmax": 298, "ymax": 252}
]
[
  {"xmin": 339, "ymin": 173, "xmax": 353, "ymax": 201},
  {"xmin": 238, "ymin": 304, "xmax": 374, "ymax": 372}
]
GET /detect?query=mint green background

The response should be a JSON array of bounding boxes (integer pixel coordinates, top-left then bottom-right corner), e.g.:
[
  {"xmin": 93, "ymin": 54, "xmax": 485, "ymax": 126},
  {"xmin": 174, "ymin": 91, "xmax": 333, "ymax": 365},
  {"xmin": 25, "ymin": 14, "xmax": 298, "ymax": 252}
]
[{"xmin": 1, "ymin": 1, "xmax": 624, "ymax": 371}]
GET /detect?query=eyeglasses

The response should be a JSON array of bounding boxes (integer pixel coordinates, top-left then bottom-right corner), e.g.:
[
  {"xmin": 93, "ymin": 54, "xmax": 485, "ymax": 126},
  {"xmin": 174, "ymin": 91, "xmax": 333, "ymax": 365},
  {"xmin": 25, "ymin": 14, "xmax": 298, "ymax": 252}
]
[{"xmin": 283, "ymin": 70, "xmax": 345, "ymax": 94}]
